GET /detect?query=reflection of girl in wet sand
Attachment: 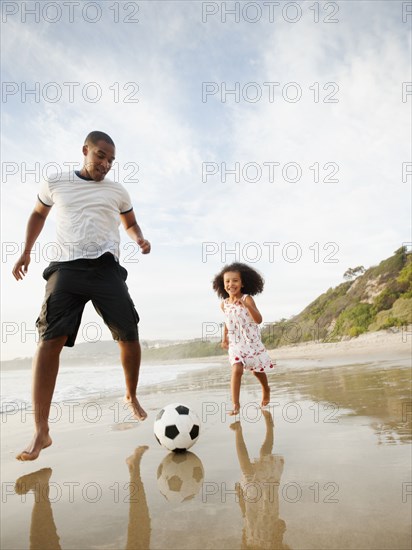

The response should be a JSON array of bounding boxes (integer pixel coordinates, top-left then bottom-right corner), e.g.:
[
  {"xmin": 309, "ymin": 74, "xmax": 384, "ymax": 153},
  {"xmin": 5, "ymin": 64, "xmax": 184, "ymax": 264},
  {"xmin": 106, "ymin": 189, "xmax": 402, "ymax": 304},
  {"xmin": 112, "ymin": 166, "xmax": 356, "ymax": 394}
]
[
  {"xmin": 231, "ymin": 410, "xmax": 290, "ymax": 550},
  {"xmin": 15, "ymin": 468, "xmax": 61, "ymax": 550}
]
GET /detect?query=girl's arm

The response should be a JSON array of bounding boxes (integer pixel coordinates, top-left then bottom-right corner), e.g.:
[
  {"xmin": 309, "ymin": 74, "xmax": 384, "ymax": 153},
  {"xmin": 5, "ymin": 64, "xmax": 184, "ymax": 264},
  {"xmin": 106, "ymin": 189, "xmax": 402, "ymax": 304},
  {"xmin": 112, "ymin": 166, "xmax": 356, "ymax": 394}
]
[
  {"xmin": 221, "ymin": 324, "xmax": 229, "ymax": 349},
  {"xmin": 220, "ymin": 302, "xmax": 229, "ymax": 348},
  {"xmin": 243, "ymin": 296, "xmax": 263, "ymax": 324}
]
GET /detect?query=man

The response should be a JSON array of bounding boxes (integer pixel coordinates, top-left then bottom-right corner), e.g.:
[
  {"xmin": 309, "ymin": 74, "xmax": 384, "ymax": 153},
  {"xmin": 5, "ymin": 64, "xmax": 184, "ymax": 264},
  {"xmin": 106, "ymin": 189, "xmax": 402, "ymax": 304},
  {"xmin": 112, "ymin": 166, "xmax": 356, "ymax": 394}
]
[{"xmin": 12, "ymin": 131, "xmax": 150, "ymax": 461}]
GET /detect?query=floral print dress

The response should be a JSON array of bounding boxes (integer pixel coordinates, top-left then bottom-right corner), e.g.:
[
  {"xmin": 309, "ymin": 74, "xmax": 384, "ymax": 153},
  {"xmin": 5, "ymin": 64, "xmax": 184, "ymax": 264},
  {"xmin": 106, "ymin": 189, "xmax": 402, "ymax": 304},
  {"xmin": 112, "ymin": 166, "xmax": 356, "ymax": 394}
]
[{"xmin": 223, "ymin": 295, "xmax": 276, "ymax": 372}]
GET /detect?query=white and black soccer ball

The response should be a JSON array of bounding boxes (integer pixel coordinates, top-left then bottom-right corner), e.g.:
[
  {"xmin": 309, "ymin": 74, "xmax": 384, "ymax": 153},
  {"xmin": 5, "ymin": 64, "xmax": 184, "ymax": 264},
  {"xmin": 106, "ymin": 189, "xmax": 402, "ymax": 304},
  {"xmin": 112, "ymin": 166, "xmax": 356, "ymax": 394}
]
[
  {"xmin": 157, "ymin": 451, "xmax": 204, "ymax": 503},
  {"xmin": 154, "ymin": 403, "xmax": 200, "ymax": 452}
]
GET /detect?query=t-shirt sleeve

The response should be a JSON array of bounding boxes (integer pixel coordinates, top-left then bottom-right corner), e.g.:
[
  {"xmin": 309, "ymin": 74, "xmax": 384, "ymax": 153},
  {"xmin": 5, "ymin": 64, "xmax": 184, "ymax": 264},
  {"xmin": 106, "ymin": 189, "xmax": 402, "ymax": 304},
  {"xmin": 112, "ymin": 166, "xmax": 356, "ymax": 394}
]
[
  {"xmin": 37, "ymin": 178, "xmax": 54, "ymax": 207},
  {"xmin": 119, "ymin": 186, "xmax": 133, "ymax": 214}
]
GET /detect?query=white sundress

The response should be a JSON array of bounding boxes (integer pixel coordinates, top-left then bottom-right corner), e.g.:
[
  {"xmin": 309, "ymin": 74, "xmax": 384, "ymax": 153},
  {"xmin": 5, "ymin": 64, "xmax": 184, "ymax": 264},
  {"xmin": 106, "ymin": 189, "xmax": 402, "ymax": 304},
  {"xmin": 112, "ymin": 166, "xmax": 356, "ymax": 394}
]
[{"xmin": 223, "ymin": 295, "xmax": 276, "ymax": 372}]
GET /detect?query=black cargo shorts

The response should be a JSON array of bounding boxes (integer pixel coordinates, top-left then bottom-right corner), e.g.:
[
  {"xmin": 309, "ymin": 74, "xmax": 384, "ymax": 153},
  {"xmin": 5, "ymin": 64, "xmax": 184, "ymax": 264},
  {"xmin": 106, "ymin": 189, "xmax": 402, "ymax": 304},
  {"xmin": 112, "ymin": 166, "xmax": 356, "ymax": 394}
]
[{"xmin": 36, "ymin": 252, "xmax": 139, "ymax": 347}]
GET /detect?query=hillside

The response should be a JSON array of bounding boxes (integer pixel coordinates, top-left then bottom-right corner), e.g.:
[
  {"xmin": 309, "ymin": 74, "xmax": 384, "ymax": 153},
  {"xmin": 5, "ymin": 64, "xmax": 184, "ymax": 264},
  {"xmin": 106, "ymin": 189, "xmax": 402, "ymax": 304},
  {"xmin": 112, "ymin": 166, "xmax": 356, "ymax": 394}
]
[{"xmin": 261, "ymin": 246, "xmax": 412, "ymax": 348}]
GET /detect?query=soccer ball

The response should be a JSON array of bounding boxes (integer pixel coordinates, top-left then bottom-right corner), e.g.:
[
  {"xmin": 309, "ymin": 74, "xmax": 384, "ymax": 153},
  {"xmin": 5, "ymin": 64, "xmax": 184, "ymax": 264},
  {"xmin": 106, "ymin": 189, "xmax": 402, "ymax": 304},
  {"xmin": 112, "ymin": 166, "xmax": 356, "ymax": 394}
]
[
  {"xmin": 157, "ymin": 451, "xmax": 204, "ymax": 502},
  {"xmin": 154, "ymin": 403, "xmax": 200, "ymax": 452}
]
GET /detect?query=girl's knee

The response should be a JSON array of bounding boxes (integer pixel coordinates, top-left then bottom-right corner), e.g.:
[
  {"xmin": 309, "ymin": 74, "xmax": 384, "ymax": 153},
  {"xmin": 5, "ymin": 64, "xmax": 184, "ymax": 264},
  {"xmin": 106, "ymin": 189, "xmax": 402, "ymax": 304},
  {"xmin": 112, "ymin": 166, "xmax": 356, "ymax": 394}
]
[{"xmin": 232, "ymin": 362, "xmax": 244, "ymax": 375}]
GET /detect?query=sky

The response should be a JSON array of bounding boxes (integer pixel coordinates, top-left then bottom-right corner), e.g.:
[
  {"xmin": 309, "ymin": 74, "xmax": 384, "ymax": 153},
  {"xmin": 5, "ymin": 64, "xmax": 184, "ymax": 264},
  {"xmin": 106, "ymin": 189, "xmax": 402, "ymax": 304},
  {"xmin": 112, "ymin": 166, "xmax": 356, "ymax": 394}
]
[{"xmin": 1, "ymin": 0, "xmax": 411, "ymax": 360}]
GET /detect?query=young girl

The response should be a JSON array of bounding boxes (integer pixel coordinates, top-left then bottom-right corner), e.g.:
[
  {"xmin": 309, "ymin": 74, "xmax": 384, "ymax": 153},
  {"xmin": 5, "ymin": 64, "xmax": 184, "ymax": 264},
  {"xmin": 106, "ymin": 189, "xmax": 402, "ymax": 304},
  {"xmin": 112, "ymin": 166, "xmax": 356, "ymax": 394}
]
[{"xmin": 212, "ymin": 263, "xmax": 276, "ymax": 416}]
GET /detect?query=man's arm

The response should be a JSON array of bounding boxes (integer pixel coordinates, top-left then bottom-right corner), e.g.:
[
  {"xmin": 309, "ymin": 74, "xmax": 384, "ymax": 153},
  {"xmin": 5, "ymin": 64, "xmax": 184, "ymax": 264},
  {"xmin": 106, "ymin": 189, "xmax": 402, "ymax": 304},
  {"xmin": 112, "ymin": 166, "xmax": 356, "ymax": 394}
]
[
  {"xmin": 12, "ymin": 201, "xmax": 52, "ymax": 281},
  {"xmin": 120, "ymin": 210, "xmax": 151, "ymax": 254}
]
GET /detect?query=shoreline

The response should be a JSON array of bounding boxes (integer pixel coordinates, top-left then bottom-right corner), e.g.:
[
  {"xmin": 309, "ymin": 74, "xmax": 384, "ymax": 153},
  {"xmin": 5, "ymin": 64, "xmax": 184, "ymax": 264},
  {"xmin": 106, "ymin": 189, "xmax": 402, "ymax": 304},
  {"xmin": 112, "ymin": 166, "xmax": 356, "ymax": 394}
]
[
  {"xmin": 1, "ymin": 327, "xmax": 410, "ymax": 371},
  {"xmin": 145, "ymin": 327, "xmax": 411, "ymax": 366}
]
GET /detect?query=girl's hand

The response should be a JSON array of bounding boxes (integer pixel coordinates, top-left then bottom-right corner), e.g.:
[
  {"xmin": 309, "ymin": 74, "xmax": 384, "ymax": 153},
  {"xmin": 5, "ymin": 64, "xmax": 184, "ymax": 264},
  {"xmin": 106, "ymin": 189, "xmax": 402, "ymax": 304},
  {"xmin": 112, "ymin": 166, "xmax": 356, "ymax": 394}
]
[{"xmin": 221, "ymin": 340, "xmax": 229, "ymax": 349}]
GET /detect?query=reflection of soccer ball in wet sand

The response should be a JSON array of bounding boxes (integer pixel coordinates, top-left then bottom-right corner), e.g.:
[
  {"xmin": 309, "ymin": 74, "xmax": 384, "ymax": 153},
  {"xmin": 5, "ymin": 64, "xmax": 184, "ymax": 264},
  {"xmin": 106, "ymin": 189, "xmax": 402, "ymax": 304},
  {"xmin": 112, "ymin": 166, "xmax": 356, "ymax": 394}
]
[
  {"xmin": 154, "ymin": 403, "xmax": 200, "ymax": 452},
  {"xmin": 157, "ymin": 451, "xmax": 204, "ymax": 503}
]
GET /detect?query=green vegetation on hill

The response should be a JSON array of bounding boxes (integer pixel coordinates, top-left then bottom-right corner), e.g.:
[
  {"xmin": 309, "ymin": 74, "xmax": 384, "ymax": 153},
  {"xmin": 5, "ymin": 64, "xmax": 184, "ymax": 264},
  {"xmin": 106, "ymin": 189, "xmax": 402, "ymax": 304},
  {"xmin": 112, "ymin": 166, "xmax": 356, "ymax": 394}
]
[{"xmin": 261, "ymin": 246, "xmax": 412, "ymax": 347}]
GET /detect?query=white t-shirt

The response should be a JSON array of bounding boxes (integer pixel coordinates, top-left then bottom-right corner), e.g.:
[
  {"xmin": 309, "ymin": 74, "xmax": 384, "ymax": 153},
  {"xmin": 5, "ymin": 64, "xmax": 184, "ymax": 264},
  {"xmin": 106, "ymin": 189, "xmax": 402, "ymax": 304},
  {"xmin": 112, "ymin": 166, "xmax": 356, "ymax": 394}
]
[{"xmin": 38, "ymin": 170, "xmax": 133, "ymax": 262}]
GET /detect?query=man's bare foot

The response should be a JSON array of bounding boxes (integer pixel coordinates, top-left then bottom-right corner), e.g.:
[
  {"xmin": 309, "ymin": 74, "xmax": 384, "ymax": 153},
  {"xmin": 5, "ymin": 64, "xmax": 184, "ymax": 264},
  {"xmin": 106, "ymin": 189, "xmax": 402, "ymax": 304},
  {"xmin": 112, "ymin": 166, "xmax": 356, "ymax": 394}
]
[
  {"xmin": 16, "ymin": 432, "xmax": 52, "ymax": 461},
  {"xmin": 124, "ymin": 396, "xmax": 147, "ymax": 420},
  {"xmin": 126, "ymin": 446, "xmax": 149, "ymax": 475},
  {"xmin": 261, "ymin": 386, "xmax": 271, "ymax": 408},
  {"xmin": 15, "ymin": 468, "xmax": 53, "ymax": 494},
  {"xmin": 228, "ymin": 404, "xmax": 240, "ymax": 416}
]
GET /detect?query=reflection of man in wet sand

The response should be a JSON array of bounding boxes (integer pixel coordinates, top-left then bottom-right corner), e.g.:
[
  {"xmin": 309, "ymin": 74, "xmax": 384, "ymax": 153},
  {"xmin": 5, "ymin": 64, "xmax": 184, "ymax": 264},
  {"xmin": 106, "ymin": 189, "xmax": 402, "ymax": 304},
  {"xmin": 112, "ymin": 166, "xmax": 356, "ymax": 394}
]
[
  {"xmin": 125, "ymin": 446, "xmax": 151, "ymax": 550},
  {"xmin": 231, "ymin": 410, "xmax": 290, "ymax": 550},
  {"xmin": 15, "ymin": 468, "xmax": 61, "ymax": 550},
  {"xmin": 14, "ymin": 447, "xmax": 152, "ymax": 550}
]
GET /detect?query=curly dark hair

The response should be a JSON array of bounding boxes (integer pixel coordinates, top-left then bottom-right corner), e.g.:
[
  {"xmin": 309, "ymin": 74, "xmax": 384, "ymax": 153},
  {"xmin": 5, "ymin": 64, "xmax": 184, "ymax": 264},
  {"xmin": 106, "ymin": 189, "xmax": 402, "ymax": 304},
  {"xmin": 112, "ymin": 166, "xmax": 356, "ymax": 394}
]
[{"xmin": 212, "ymin": 262, "xmax": 265, "ymax": 299}]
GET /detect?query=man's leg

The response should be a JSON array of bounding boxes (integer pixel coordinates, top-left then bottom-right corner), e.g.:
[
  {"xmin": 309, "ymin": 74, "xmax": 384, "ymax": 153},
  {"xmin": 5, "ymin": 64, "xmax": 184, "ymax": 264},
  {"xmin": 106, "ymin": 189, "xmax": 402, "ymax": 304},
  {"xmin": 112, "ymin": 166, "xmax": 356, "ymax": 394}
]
[
  {"xmin": 118, "ymin": 340, "xmax": 147, "ymax": 420},
  {"xmin": 16, "ymin": 336, "xmax": 67, "ymax": 461},
  {"xmin": 15, "ymin": 468, "xmax": 62, "ymax": 549},
  {"xmin": 90, "ymin": 257, "xmax": 146, "ymax": 420}
]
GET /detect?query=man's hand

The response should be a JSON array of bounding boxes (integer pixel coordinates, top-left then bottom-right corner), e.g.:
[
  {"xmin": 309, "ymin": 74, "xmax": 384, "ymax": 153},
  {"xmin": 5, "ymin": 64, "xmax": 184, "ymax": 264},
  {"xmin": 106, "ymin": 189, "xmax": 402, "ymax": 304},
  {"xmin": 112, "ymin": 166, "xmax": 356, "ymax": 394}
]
[
  {"xmin": 121, "ymin": 211, "xmax": 151, "ymax": 255},
  {"xmin": 137, "ymin": 238, "xmax": 151, "ymax": 254},
  {"xmin": 11, "ymin": 202, "xmax": 50, "ymax": 281},
  {"xmin": 12, "ymin": 253, "xmax": 31, "ymax": 281}
]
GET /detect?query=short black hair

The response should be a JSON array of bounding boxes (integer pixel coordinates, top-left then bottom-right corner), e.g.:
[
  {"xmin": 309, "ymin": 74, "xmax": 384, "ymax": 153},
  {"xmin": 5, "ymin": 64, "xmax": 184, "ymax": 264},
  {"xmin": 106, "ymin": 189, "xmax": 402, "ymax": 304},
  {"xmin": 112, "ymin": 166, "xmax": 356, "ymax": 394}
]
[
  {"xmin": 84, "ymin": 131, "xmax": 115, "ymax": 147},
  {"xmin": 212, "ymin": 262, "xmax": 265, "ymax": 299}
]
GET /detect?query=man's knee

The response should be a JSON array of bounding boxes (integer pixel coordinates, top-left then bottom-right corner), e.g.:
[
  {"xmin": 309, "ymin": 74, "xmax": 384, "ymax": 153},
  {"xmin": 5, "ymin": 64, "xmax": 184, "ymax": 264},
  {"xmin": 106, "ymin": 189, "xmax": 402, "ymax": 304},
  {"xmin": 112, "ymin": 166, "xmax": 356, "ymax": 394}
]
[
  {"xmin": 38, "ymin": 336, "xmax": 68, "ymax": 352},
  {"xmin": 117, "ymin": 340, "xmax": 141, "ymax": 353}
]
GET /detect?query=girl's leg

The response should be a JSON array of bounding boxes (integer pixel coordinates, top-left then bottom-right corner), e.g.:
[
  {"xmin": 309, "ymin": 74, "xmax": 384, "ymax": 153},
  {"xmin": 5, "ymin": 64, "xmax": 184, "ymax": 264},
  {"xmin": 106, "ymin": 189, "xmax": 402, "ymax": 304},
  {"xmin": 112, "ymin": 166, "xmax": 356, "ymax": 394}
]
[
  {"xmin": 260, "ymin": 410, "xmax": 274, "ymax": 456},
  {"xmin": 252, "ymin": 371, "xmax": 271, "ymax": 407},
  {"xmin": 230, "ymin": 362, "xmax": 244, "ymax": 415}
]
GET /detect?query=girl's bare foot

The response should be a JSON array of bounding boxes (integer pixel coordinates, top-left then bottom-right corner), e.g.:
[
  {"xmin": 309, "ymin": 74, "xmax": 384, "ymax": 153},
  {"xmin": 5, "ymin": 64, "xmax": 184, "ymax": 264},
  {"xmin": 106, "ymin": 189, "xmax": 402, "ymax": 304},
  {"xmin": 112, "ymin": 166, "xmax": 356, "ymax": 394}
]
[
  {"xmin": 228, "ymin": 404, "xmax": 240, "ymax": 416},
  {"xmin": 16, "ymin": 432, "xmax": 52, "ymax": 461},
  {"xmin": 261, "ymin": 386, "xmax": 270, "ymax": 408},
  {"xmin": 124, "ymin": 396, "xmax": 147, "ymax": 420}
]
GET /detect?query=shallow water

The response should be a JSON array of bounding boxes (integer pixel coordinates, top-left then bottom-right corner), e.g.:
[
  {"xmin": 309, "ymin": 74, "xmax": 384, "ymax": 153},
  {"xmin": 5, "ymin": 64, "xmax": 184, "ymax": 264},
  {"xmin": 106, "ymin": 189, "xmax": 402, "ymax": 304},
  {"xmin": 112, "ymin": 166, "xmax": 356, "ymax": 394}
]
[
  {"xmin": 0, "ymin": 361, "xmax": 220, "ymax": 413},
  {"xmin": 1, "ymin": 359, "xmax": 411, "ymax": 549}
]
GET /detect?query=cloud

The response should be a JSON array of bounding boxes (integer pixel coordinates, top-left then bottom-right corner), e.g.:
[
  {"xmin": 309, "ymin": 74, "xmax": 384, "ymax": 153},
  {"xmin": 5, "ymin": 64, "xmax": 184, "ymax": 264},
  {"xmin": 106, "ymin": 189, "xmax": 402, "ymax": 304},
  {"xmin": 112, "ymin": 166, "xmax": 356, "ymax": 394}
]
[{"xmin": 1, "ymin": 1, "xmax": 410, "ymax": 359}]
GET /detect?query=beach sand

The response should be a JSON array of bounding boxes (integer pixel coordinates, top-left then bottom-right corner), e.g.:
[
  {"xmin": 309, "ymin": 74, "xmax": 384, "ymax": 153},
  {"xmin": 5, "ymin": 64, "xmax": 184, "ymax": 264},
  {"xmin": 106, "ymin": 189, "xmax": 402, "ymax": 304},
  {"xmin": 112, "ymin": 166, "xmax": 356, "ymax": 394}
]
[{"xmin": 1, "ymin": 330, "xmax": 411, "ymax": 549}]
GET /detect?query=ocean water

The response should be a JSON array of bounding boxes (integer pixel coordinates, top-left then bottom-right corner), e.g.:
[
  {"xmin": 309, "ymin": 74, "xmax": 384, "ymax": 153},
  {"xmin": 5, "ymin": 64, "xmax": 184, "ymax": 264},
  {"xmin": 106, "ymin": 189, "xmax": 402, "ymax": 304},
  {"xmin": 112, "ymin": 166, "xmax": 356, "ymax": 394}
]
[{"xmin": 0, "ymin": 361, "xmax": 217, "ymax": 413}]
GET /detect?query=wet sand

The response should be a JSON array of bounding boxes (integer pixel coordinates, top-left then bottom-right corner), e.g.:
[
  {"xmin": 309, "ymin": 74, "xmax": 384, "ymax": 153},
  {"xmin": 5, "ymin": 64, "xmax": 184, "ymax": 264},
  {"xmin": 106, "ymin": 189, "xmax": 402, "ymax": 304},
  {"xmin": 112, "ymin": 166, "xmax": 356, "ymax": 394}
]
[{"xmin": 1, "ymin": 336, "xmax": 411, "ymax": 549}]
